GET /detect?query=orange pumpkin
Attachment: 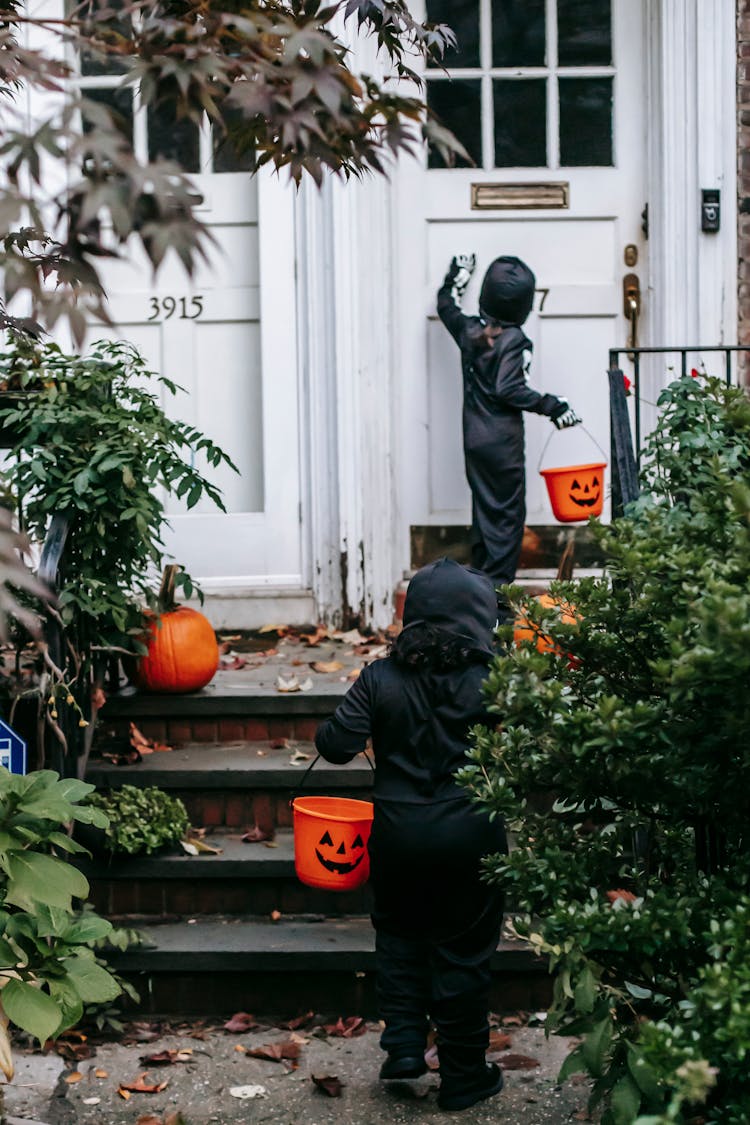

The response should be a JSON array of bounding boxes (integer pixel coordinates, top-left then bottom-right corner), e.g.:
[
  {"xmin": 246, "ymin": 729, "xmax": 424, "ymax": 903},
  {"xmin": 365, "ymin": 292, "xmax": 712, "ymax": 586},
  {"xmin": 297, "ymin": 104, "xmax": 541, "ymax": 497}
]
[
  {"xmin": 135, "ymin": 566, "xmax": 219, "ymax": 693},
  {"xmin": 513, "ymin": 593, "xmax": 579, "ymax": 655}
]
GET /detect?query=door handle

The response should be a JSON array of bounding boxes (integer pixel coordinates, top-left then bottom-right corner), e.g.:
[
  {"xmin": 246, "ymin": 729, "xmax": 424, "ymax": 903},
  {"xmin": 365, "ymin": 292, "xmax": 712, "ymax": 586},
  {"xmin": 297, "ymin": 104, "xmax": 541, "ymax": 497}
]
[{"xmin": 623, "ymin": 273, "xmax": 641, "ymax": 351}]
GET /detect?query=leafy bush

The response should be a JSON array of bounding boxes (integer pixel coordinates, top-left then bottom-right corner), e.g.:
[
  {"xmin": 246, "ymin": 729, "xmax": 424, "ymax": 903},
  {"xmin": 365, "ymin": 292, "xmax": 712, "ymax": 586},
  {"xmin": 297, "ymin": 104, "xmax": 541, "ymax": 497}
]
[
  {"xmin": 89, "ymin": 785, "xmax": 190, "ymax": 855},
  {"xmin": 459, "ymin": 376, "xmax": 750, "ymax": 1123},
  {"xmin": 0, "ymin": 767, "xmax": 120, "ymax": 1071}
]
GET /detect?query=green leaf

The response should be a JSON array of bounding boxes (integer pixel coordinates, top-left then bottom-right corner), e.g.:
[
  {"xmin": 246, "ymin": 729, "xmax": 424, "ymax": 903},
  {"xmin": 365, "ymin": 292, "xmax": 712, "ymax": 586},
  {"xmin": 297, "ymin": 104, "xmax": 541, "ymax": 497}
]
[
  {"xmin": 582, "ymin": 1016, "xmax": 612, "ymax": 1079},
  {"xmin": 625, "ymin": 981, "xmax": 652, "ymax": 1000},
  {"xmin": 2, "ymin": 979, "xmax": 62, "ymax": 1043},
  {"xmin": 62, "ymin": 955, "xmax": 121, "ymax": 1004},
  {"xmin": 47, "ymin": 978, "xmax": 84, "ymax": 1035},
  {"xmin": 64, "ymin": 915, "xmax": 112, "ymax": 945},
  {"xmin": 558, "ymin": 1043, "xmax": 587, "ymax": 1083},
  {"xmin": 5, "ymin": 852, "xmax": 89, "ymax": 912},
  {"xmin": 610, "ymin": 1074, "xmax": 642, "ymax": 1124},
  {"xmin": 574, "ymin": 965, "xmax": 598, "ymax": 1014}
]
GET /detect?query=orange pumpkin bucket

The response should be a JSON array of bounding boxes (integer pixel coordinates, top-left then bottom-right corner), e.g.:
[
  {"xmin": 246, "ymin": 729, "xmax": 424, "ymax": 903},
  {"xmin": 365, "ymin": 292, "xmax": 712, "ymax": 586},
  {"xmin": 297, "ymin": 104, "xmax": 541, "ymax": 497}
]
[
  {"xmin": 538, "ymin": 425, "xmax": 608, "ymax": 523},
  {"xmin": 540, "ymin": 462, "xmax": 606, "ymax": 522},
  {"xmin": 292, "ymin": 795, "xmax": 374, "ymax": 891}
]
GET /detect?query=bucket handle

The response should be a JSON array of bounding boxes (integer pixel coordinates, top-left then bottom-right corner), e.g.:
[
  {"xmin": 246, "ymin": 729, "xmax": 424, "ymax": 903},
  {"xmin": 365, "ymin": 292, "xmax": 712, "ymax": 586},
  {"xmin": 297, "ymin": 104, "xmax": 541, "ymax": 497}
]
[
  {"xmin": 537, "ymin": 423, "xmax": 608, "ymax": 474},
  {"xmin": 290, "ymin": 749, "xmax": 375, "ymax": 806}
]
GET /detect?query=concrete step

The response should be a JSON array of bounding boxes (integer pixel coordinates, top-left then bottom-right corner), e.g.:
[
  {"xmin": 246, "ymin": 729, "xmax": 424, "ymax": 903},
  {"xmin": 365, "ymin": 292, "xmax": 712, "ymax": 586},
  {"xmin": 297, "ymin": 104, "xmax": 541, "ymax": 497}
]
[
  {"xmin": 85, "ymin": 742, "xmax": 373, "ymax": 830},
  {"xmin": 106, "ymin": 915, "xmax": 552, "ymax": 1016},
  {"xmin": 82, "ymin": 830, "xmax": 372, "ymax": 918}
]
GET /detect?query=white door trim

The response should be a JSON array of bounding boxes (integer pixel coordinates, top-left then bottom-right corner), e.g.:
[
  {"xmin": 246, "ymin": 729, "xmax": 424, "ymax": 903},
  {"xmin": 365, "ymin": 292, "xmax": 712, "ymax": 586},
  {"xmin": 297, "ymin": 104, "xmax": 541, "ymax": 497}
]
[{"xmin": 646, "ymin": 0, "xmax": 738, "ymax": 349}]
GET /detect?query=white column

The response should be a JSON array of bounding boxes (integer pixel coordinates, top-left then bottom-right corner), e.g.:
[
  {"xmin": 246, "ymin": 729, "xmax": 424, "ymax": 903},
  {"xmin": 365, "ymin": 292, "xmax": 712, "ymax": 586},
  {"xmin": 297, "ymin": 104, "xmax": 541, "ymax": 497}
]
[
  {"xmin": 646, "ymin": 0, "xmax": 737, "ymax": 350},
  {"xmin": 298, "ymin": 173, "xmax": 399, "ymax": 629}
]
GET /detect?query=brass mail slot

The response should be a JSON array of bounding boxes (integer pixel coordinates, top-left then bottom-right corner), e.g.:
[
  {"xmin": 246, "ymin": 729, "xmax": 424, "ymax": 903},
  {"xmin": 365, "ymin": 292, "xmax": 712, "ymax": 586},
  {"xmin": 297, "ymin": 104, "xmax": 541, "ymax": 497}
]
[{"xmin": 471, "ymin": 182, "xmax": 570, "ymax": 210}]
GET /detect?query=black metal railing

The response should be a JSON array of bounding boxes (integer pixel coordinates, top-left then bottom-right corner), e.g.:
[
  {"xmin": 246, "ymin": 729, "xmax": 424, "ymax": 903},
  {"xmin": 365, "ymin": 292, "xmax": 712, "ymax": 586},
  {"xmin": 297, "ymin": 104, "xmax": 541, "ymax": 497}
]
[{"xmin": 607, "ymin": 345, "xmax": 750, "ymax": 517}]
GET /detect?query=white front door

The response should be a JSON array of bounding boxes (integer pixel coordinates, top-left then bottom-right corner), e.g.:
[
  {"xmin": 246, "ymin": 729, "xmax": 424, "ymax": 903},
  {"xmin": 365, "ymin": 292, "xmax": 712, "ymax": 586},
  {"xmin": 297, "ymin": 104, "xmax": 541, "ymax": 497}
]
[
  {"xmin": 75, "ymin": 57, "xmax": 305, "ymax": 608},
  {"xmin": 397, "ymin": 0, "xmax": 647, "ymax": 531}
]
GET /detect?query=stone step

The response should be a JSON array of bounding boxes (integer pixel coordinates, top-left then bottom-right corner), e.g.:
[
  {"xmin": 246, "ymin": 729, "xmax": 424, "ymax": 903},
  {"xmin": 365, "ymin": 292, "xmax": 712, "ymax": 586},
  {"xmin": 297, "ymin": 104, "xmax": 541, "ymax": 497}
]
[
  {"xmin": 106, "ymin": 915, "xmax": 552, "ymax": 1017},
  {"xmin": 99, "ymin": 682, "xmax": 343, "ymax": 746},
  {"xmin": 85, "ymin": 742, "xmax": 373, "ymax": 830},
  {"xmin": 82, "ymin": 830, "xmax": 371, "ymax": 918}
]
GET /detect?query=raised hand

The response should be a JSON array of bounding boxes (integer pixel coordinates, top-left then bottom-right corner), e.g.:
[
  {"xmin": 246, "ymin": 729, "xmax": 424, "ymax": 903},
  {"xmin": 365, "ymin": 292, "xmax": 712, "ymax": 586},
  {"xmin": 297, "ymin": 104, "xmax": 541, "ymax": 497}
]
[{"xmin": 449, "ymin": 253, "xmax": 476, "ymax": 301}]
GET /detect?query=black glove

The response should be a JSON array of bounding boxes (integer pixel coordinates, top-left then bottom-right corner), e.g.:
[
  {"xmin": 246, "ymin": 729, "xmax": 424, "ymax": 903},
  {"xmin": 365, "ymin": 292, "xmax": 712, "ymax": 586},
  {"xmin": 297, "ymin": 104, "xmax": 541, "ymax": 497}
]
[{"xmin": 551, "ymin": 400, "xmax": 582, "ymax": 429}]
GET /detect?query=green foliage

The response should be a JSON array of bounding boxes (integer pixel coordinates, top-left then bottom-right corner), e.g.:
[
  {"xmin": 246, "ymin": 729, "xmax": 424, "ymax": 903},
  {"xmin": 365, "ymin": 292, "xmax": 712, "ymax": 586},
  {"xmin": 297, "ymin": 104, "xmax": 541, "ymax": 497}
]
[
  {"xmin": 88, "ymin": 785, "xmax": 190, "ymax": 856},
  {"xmin": 0, "ymin": 767, "xmax": 120, "ymax": 1046},
  {"xmin": 1, "ymin": 0, "xmax": 463, "ymax": 342},
  {"xmin": 460, "ymin": 376, "xmax": 750, "ymax": 1123},
  {"xmin": 0, "ymin": 334, "xmax": 235, "ymax": 658}
]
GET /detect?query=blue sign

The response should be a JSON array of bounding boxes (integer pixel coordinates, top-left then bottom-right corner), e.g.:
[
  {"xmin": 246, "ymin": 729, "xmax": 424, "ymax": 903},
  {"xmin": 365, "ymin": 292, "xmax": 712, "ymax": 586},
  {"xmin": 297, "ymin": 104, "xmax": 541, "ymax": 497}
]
[{"xmin": 0, "ymin": 720, "xmax": 26, "ymax": 775}]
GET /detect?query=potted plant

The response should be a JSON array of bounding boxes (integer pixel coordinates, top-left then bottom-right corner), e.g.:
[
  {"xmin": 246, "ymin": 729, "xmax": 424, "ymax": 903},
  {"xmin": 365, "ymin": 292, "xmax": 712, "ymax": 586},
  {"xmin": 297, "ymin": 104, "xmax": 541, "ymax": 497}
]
[{"xmin": 86, "ymin": 785, "xmax": 190, "ymax": 857}]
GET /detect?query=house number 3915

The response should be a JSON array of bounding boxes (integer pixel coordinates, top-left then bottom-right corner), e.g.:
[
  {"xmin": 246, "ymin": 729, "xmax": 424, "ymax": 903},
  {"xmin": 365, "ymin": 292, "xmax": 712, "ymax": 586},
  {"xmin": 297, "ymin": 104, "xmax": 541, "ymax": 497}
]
[{"xmin": 147, "ymin": 296, "xmax": 204, "ymax": 321}]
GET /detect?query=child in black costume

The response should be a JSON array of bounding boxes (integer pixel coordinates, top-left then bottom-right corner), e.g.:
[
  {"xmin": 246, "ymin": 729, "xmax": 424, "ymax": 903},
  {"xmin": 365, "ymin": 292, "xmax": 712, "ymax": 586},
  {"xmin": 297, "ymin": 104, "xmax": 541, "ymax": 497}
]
[
  {"xmin": 315, "ymin": 558, "xmax": 508, "ymax": 1113},
  {"xmin": 438, "ymin": 254, "xmax": 581, "ymax": 592}
]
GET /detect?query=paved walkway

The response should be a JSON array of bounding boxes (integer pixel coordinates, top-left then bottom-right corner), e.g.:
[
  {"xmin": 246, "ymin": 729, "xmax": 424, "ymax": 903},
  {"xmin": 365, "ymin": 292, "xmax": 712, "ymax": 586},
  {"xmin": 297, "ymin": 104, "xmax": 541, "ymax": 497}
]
[{"xmin": 5, "ymin": 1021, "xmax": 590, "ymax": 1124}]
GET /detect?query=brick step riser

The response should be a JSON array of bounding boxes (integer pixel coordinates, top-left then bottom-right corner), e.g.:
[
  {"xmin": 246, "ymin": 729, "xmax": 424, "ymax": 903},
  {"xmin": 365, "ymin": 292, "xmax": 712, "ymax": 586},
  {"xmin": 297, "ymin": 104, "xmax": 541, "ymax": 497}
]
[
  {"xmin": 115, "ymin": 968, "xmax": 552, "ymax": 1018},
  {"xmin": 102, "ymin": 716, "xmax": 323, "ymax": 745},
  {"xmin": 90, "ymin": 877, "xmax": 371, "ymax": 919},
  {"xmin": 170, "ymin": 788, "xmax": 372, "ymax": 832}
]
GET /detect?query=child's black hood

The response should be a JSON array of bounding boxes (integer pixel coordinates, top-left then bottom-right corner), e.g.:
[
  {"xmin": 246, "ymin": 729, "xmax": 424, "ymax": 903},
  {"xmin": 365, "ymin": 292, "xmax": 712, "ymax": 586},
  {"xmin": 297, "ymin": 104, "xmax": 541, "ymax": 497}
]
[
  {"xmin": 402, "ymin": 558, "xmax": 497, "ymax": 656},
  {"xmin": 479, "ymin": 255, "xmax": 536, "ymax": 326}
]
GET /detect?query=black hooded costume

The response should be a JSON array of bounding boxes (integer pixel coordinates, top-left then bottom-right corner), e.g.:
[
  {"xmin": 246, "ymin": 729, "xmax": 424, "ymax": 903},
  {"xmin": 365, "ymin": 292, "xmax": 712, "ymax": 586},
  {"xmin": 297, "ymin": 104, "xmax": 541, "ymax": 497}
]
[
  {"xmin": 315, "ymin": 559, "xmax": 508, "ymax": 1094},
  {"xmin": 437, "ymin": 256, "xmax": 568, "ymax": 589}
]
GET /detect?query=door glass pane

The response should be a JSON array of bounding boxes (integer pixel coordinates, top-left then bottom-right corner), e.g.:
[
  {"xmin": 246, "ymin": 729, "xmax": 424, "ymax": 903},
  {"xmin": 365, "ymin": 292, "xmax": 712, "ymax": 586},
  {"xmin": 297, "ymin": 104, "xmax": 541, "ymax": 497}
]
[
  {"xmin": 148, "ymin": 104, "xmax": 201, "ymax": 173},
  {"xmin": 79, "ymin": 0, "xmax": 131, "ymax": 75},
  {"xmin": 426, "ymin": 0, "xmax": 480, "ymax": 68},
  {"xmin": 427, "ymin": 80, "xmax": 482, "ymax": 168},
  {"xmin": 493, "ymin": 79, "xmax": 547, "ymax": 167},
  {"xmin": 559, "ymin": 77, "xmax": 613, "ymax": 165},
  {"xmin": 213, "ymin": 107, "xmax": 256, "ymax": 173},
  {"xmin": 557, "ymin": 0, "xmax": 612, "ymax": 66},
  {"xmin": 492, "ymin": 0, "xmax": 546, "ymax": 67},
  {"xmin": 80, "ymin": 86, "xmax": 133, "ymax": 146}
]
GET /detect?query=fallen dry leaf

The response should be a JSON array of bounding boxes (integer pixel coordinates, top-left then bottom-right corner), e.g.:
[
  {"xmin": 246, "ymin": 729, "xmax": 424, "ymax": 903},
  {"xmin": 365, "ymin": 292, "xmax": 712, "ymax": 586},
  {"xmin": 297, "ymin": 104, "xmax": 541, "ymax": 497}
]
[
  {"xmin": 234, "ymin": 1044, "xmax": 247, "ymax": 1054},
  {"xmin": 424, "ymin": 1045, "xmax": 440, "ymax": 1071},
  {"xmin": 139, "ymin": 1048, "xmax": 193, "ymax": 1066},
  {"xmin": 270, "ymin": 909, "xmax": 282, "ymax": 922},
  {"xmin": 118, "ymin": 1088, "xmax": 132, "ymax": 1100},
  {"xmin": 95, "ymin": 1068, "xmax": 109, "ymax": 1078},
  {"xmin": 122, "ymin": 1021, "xmax": 162, "ymax": 1044},
  {"xmin": 229, "ymin": 1084, "xmax": 267, "ymax": 1099},
  {"xmin": 82, "ymin": 1097, "xmax": 101, "ymax": 1106},
  {"xmin": 219, "ymin": 654, "xmax": 247, "ymax": 671},
  {"xmin": 289, "ymin": 748, "xmax": 311, "ymax": 764},
  {"xmin": 286, "ymin": 1011, "xmax": 315, "ymax": 1031},
  {"xmin": 312, "ymin": 1073, "xmax": 344, "ymax": 1097},
  {"xmin": 498, "ymin": 1054, "xmax": 540, "ymax": 1070},
  {"xmin": 347, "ymin": 668, "xmax": 361, "ymax": 680},
  {"xmin": 258, "ymin": 624, "xmax": 287, "ymax": 635},
  {"xmin": 246, "ymin": 1040, "xmax": 301, "ymax": 1065},
  {"xmin": 323, "ymin": 1016, "xmax": 367, "ymax": 1039},
  {"xmin": 64, "ymin": 1070, "xmax": 84, "ymax": 1084},
  {"xmin": 330, "ymin": 628, "xmax": 369, "ymax": 645},
  {"xmin": 135, "ymin": 1115, "xmax": 162, "ymax": 1125},
  {"xmin": 130, "ymin": 721, "xmax": 173, "ymax": 755},
  {"xmin": 223, "ymin": 1012, "xmax": 258, "ymax": 1033},
  {"xmin": 241, "ymin": 825, "xmax": 275, "ymax": 844},
  {"xmin": 488, "ymin": 1030, "xmax": 512, "ymax": 1053},
  {"xmin": 276, "ymin": 674, "xmax": 301, "ymax": 693},
  {"xmin": 119, "ymin": 1072, "xmax": 170, "ymax": 1093},
  {"xmin": 311, "ymin": 660, "xmax": 343, "ymax": 674},
  {"xmin": 269, "ymin": 738, "xmax": 289, "ymax": 749},
  {"xmin": 501, "ymin": 1013, "xmax": 525, "ymax": 1027},
  {"xmin": 300, "ymin": 626, "xmax": 329, "ymax": 646}
]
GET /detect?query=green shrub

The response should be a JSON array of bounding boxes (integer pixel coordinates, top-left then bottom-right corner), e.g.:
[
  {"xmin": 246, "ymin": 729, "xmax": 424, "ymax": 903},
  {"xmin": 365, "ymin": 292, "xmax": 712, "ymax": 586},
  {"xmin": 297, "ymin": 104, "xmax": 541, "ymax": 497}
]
[
  {"xmin": 89, "ymin": 785, "xmax": 190, "ymax": 855},
  {"xmin": 0, "ymin": 767, "xmax": 120, "ymax": 1064},
  {"xmin": 459, "ymin": 376, "xmax": 750, "ymax": 1123}
]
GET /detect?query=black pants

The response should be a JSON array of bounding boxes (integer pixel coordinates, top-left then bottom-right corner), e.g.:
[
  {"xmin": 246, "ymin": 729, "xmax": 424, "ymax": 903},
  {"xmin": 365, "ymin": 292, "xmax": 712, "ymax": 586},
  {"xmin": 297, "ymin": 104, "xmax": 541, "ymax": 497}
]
[
  {"xmin": 466, "ymin": 448, "xmax": 526, "ymax": 589},
  {"xmin": 370, "ymin": 798, "xmax": 506, "ymax": 1088}
]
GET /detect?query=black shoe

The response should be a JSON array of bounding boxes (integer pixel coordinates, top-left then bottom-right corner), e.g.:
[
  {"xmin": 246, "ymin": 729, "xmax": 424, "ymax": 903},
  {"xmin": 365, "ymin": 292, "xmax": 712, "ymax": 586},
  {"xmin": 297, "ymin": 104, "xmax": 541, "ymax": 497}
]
[
  {"xmin": 379, "ymin": 1054, "xmax": 428, "ymax": 1080},
  {"xmin": 437, "ymin": 1062, "xmax": 504, "ymax": 1112}
]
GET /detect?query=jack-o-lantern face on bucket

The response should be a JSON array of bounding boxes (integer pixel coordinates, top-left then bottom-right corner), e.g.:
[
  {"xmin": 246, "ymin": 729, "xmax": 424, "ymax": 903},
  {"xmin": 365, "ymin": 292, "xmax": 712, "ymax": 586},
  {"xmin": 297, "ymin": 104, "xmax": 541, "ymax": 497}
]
[
  {"xmin": 569, "ymin": 475, "xmax": 601, "ymax": 508},
  {"xmin": 315, "ymin": 828, "xmax": 366, "ymax": 876}
]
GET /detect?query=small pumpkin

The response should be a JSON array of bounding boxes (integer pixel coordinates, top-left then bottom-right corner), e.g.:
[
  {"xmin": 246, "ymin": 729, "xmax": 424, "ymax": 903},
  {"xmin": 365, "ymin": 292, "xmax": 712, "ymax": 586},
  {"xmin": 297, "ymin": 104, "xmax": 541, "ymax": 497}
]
[
  {"xmin": 513, "ymin": 593, "xmax": 579, "ymax": 655},
  {"xmin": 136, "ymin": 565, "xmax": 219, "ymax": 694}
]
